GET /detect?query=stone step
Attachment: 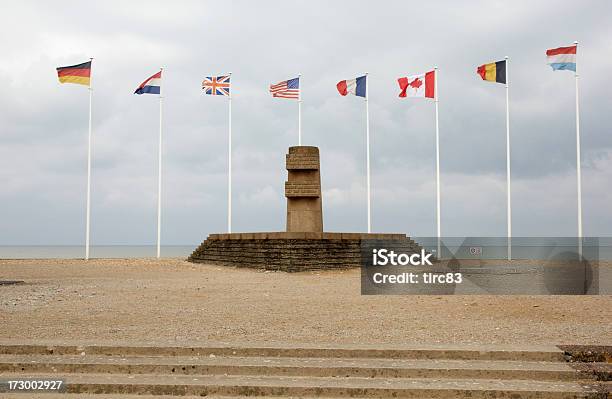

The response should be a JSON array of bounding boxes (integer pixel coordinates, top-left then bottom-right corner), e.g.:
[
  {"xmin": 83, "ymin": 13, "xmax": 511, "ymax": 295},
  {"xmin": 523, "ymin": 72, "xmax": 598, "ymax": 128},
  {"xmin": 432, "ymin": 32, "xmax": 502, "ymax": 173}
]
[
  {"xmin": 9, "ymin": 397, "xmax": 454, "ymax": 399},
  {"xmin": 0, "ymin": 395, "xmax": 372, "ymax": 399},
  {"xmin": 0, "ymin": 373, "xmax": 601, "ymax": 398},
  {"xmin": 0, "ymin": 355, "xmax": 587, "ymax": 381},
  {"xmin": 0, "ymin": 395, "xmax": 310, "ymax": 399},
  {"xmin": 196, "ymin": 243, "xmax": 421, "ymax": 251},
  {"xmin": 0, "ymin": 343, "xmax": 566, "ymax": 362}
]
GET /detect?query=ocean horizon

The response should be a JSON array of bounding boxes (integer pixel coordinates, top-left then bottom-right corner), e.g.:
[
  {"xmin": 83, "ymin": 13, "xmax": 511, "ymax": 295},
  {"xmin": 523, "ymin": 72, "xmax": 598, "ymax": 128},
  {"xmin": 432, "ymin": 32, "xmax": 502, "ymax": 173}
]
[
  {"xmin": 0, "ymin": 245, "xmax": 195, "ymax": 259},
  {"xmin": 1, "ymin": 237, "xmax": 611, "ymax": 260}
]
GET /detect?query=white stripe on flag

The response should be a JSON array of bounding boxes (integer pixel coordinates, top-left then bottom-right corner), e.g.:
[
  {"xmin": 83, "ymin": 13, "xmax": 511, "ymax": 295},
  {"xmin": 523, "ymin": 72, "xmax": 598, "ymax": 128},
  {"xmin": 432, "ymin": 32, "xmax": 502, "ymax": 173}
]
[
  {"xmin": 345, "ymin": 78, "xmax": 357, "ymax": 95},
  {"xmin": 547, "ymin": 54, "xmax": 576, "ymax": 64},
  {"xmin": 145, "ymin": 78, "xmax": 162, "ymax": 86}
]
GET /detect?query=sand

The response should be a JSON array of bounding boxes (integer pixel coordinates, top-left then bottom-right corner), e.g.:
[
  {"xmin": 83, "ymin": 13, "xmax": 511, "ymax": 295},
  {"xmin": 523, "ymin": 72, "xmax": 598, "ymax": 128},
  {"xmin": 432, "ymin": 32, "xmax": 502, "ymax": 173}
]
[{"xmin": 0, "ymin": 258, "xmax": 610, "ymax": 346}]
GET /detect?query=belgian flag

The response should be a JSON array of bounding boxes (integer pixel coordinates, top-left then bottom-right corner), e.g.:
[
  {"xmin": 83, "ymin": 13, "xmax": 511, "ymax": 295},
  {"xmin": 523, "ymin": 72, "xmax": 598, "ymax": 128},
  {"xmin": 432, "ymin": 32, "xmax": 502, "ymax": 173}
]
[{"xmin": 477, "ymin": 60, "xmax": 506, "ymax": 84}]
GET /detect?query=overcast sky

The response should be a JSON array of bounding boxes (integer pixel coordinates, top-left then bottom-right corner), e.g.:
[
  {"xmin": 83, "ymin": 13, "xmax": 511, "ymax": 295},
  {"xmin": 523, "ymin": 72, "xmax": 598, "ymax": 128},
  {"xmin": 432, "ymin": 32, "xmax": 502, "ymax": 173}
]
[{"xmin": 1, "ymin": 0, "xmax": 611, "ymax": 246}]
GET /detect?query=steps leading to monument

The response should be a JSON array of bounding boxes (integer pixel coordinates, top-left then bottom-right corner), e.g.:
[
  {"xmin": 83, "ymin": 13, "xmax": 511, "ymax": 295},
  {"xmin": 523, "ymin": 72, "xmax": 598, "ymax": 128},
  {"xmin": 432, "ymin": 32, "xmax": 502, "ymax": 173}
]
[
  {"xmin": 0, "ymin": 372, "xmax": 603, "ymax": 398},
  {"xmin": 0, "ymin": 344, "xmax": 607, "ymax": 398},
  {"xmin": 0, "ymin": 355, "xmax": 589, "ymax": 380},
  {"xmin": 0, "ymin": 343, "xmax": 566, "ymax": 361}
]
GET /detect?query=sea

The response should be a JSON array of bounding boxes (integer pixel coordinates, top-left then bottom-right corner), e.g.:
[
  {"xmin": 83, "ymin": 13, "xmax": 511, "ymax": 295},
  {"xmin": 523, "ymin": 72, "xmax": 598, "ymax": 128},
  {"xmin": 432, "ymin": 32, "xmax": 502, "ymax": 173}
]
[
  {"xmin": 0, "ymin": 237, "xmax": 611, "ymax": 260},
  {"xmin": 0, "ymin": 245, "xmax": 194, "ymax": 259}
]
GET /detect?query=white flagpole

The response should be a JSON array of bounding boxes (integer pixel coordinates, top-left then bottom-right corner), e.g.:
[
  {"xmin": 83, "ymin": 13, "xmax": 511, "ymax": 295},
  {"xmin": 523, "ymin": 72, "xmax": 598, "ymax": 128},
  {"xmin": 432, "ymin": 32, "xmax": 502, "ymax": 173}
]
[
  {"xmin": 505, "ymin": 56, "xmax": 512, "ymax": 261},
  {"xmin": 434, "ymin": 66, "xmax": 441, "ymax": 259},
  {"xmin": 574, "ymin": 41, "xmax": 583, "ymax": 259},
  {"xmin": 365, "ymin": 73, "xmax": 371, "ymax": 233},
  {"xmin": 298, "ymin": 73, "xmax": 302, "ymax": 146},
  {"xmin": 156, "ymin": 68, "xmax": 163, "ymax": 259},
  {"xmin": 85, "ymin": 57, "xmax": 93, "ymax": 260},
  {"xmin": 228, "ymin": 72, "xmax": 233, "ymax": 234}
]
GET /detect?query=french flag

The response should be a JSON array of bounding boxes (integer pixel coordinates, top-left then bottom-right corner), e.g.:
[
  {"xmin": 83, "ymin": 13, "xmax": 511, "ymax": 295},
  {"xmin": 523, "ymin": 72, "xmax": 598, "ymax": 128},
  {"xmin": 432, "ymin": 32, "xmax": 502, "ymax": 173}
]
[
  {"xmin": 134, "ymin": 70, "xmax": 162, "ymax": 95},
  {"xmin": 337, "ymin": 75, "xmax": 367, "ymax": 98},
  {"xmin": 546, "ymin": 45, "xmax": 577, "ymax": 72}
]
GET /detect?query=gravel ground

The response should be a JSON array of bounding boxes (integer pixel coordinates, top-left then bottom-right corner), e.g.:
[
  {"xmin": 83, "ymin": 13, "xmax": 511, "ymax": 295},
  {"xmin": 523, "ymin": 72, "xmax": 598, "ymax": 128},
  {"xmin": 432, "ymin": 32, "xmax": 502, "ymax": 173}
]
[{"xmin": 0, "ymin": 258, "xmax": 610, "ymax": 346}]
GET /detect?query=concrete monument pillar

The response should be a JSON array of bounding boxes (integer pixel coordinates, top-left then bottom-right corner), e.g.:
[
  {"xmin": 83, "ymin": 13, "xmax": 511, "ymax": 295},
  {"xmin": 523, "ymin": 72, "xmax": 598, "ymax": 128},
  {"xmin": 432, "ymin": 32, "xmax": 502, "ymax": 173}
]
[
  {"xmin": 189, "ymin": 145, "xmax": 431, "ymax": 272},
  {"xmin": 285, "ymin": 146, "xmax": 323, "ymax": 232}
]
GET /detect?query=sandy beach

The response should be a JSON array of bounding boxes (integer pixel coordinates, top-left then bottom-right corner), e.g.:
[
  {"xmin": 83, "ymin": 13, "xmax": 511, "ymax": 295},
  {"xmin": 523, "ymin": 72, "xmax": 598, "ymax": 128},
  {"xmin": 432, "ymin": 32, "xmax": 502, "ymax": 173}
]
[{"xmin": 0, "ymin": 258, "xmax": 610, "ymax": 346}]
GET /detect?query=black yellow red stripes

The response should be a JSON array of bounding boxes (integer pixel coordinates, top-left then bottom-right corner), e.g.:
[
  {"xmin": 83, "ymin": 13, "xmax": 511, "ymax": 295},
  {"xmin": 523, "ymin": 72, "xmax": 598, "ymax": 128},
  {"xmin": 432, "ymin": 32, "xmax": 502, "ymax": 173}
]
[
  {"xmin": 477, "ymin": 60, "xmax": 506, "ymax": 84},
  {"xmin": 56, "ymin": 61, "xmax": 91, "ymax": 86}
]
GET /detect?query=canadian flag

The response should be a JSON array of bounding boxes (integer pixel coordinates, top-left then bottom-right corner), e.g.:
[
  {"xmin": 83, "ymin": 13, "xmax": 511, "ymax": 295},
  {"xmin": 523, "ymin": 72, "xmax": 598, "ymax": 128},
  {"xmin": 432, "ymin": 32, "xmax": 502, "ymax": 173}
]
[{"xmin": 398, "ymin": 70, "xmax": 435, "ymax": 99}]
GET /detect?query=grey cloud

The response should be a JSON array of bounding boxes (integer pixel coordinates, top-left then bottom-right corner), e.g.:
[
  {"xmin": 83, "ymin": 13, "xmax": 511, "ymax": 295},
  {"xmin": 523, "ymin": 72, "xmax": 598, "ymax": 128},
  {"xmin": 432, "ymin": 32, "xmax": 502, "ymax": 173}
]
[{"xmin": 1, "ymin": 0, "xmax": 611, "ymax": 246}]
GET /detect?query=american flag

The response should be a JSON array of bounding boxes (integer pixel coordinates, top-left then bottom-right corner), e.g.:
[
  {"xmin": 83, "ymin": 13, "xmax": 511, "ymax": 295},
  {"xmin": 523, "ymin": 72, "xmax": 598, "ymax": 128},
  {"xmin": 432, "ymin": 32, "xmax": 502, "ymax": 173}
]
[
  {"xmin": 269, "ymin": 77, "xmax": 299, "ymax": 99},
  {"xmin": 202, "ymin": 75, "xmax": 230, "ymax": 96}
]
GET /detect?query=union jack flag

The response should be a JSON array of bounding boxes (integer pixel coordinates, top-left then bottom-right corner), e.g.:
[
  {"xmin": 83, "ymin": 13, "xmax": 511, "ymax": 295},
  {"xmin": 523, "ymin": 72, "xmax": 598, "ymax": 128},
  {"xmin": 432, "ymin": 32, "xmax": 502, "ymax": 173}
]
[
  {"xmin": 202, "ymin": 75, "xmax": 230, "ymax": 96},
  {"xmin": 269, "ymin": 77, "xmax": 299, "ymax": 99}
]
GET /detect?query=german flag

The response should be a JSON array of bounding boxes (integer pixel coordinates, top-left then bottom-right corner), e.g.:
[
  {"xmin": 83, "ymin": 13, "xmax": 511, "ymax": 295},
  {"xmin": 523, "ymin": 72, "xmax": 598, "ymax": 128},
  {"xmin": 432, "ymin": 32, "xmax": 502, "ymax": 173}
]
[
  {"xmin": 56, "ymin": 61, "xmax": 91, "ymax": 86},
  {"xmin": 477, "ymin": 60, "xmax": 506, "ymax": 84}
]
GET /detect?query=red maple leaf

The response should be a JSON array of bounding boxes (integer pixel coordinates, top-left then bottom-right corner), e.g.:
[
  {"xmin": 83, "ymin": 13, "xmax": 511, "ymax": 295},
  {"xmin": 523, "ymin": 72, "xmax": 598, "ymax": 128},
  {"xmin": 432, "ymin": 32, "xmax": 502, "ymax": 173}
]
[{"xmin": 409, "ymin": 77, "xmax": 422, "ymax": 89}]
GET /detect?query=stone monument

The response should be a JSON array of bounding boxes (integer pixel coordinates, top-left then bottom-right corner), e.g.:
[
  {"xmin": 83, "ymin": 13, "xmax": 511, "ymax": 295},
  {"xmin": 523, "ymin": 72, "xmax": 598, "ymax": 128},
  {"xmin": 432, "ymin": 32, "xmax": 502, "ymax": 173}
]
[
  {"xmin": 189, "ymin": 146, "xmax": 429, "ymax": 271},
  {"xmin": 285, "ymin": 146, "xmax": 323, "ymax": 232}
]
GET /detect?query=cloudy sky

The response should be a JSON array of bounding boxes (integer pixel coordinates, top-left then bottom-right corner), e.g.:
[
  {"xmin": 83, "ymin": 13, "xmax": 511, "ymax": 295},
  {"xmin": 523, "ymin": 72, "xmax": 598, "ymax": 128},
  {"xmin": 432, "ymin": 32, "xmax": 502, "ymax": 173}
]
[{"xmin": 1, "ymin": 0, "xmax": 611, "ymax": 246}]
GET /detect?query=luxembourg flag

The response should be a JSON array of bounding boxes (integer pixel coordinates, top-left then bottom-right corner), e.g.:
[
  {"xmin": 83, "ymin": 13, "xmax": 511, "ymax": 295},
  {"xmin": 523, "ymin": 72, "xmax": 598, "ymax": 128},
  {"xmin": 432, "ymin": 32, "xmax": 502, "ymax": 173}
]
[
  {"xmin": 134, "ymin": 70, "xmax": 162, "ymax": 95},
  {"xmin": 546, "ymin": 45, "xmax": 577, "ymax": 72},
  {"xmin": 337, "ymin": 75, "xmax": 367, "ymax": 97},
  {"xmin": 398, "ymin": 71, "xmax": 435, "ymax": 99}
]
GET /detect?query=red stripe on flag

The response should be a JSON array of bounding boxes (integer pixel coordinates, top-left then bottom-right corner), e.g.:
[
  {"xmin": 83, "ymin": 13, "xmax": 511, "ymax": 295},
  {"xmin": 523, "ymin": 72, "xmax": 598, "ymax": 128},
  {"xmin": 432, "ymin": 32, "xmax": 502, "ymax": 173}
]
[
  {"xmin": 272, "ymin": 91, "xmax": 299, "ymax": 98},
  {"xmin": 57, "ymin": 68, "xmax": 91, "ymax": 78},
  {"xmin": 397, "ymin": 77, "xmax": 408, "ymax": 98},
  {"xmin": 477, "ymin": 64, "xmax": 486, "ymax": 80},
  {"xmin": 425, "ymin": 70, "xmax": 435, "ymax": 99},
  {"xmin": 336, "ymin": 80, "xmax": 348, "ymax": 96},
  {"xmin": 546, "ymin": 45, "xmax": 577, "ymax": 56}
]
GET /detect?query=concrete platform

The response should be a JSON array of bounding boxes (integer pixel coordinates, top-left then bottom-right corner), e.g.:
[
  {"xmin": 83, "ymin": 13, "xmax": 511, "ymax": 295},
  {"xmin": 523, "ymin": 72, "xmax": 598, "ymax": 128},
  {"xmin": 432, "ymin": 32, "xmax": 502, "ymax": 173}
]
[
  {"xmin": 188, "ymin": 233, "xmax": 427, "ymax": 272},
  {"xmin": 205, "ymin": 233, "xmax": 408, "ymax": 240}
]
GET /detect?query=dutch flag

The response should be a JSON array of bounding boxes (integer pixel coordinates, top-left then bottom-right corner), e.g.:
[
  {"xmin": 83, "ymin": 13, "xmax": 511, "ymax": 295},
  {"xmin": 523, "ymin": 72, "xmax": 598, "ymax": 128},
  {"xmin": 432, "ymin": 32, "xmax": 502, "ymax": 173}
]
[{"xmin": 134, "ymin": 70, "xmax": 162, "ymax": 95}]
